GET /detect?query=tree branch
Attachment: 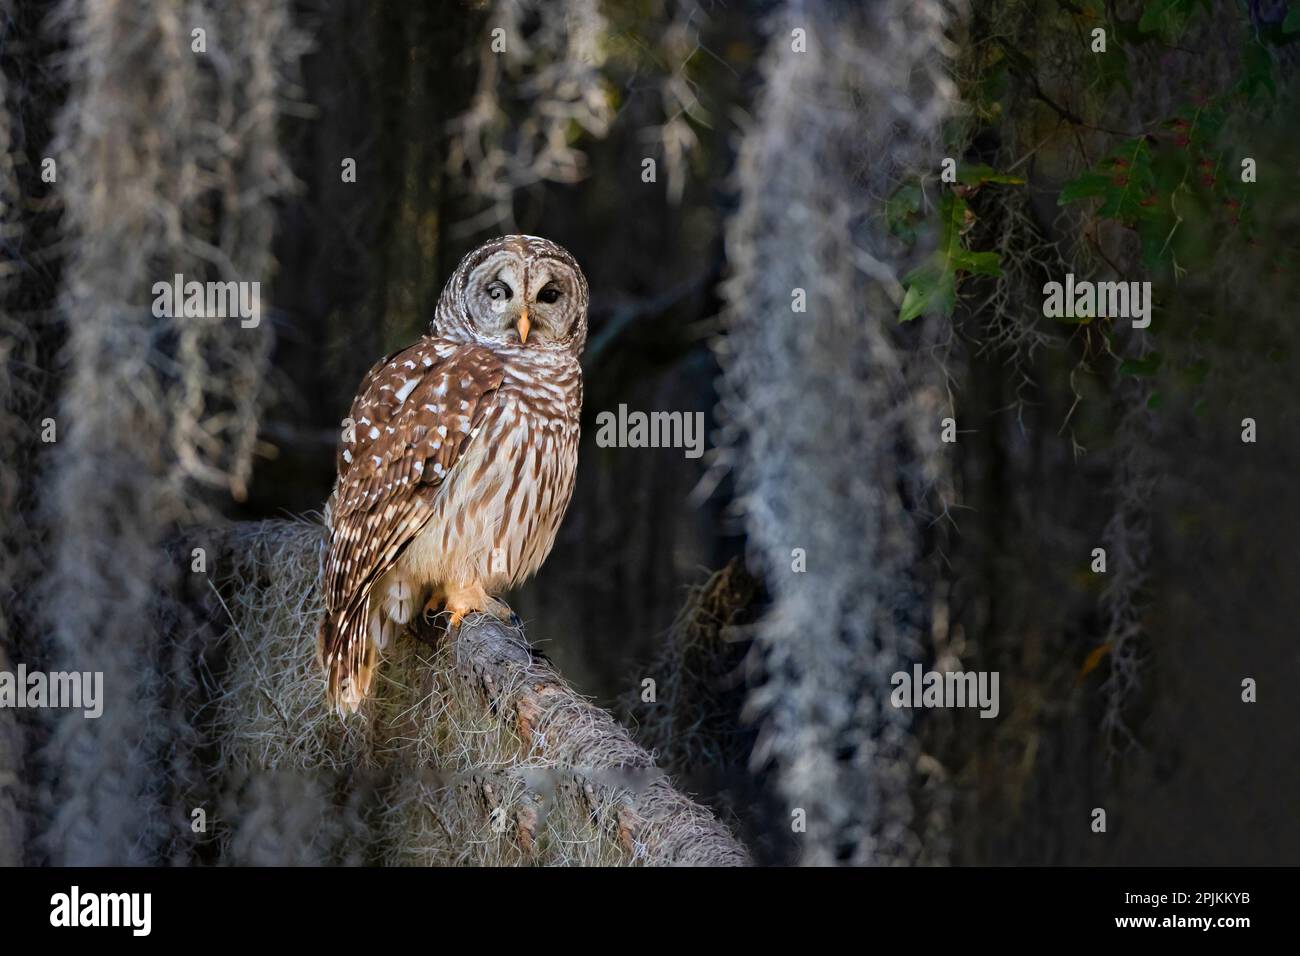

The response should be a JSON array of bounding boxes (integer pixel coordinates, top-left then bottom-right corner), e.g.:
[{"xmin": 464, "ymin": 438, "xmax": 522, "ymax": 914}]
[{"xmin": 202, "ymin": 518, "xmax": 750, "ymax": 866}]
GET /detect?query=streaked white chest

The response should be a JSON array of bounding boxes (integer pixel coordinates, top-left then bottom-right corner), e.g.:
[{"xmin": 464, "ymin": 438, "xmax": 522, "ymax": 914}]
[{"xmin": 395, "ymin": 382, "xmax": 578, "ymax": 591}]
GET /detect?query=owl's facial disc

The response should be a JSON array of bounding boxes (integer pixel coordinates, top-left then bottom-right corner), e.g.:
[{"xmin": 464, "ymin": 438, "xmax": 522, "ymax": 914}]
[
  {"xmin": 470, "ymin": 253, "xmax": 574, "ymax": 347},
  {"xmin": 518, "ymin": 264, "xmax": 572, "ymax": 346}
]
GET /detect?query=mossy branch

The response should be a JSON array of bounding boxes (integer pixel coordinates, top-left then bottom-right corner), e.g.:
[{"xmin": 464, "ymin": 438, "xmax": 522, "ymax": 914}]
[{"xmin": 203, "ymin": 518, "xmax": 750, "ymax": 866}]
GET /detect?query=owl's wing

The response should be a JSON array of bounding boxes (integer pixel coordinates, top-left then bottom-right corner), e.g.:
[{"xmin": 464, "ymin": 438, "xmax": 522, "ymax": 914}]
[{"xmin": 319, "ymin": 337, "xmax": 504, "ymax": 713}]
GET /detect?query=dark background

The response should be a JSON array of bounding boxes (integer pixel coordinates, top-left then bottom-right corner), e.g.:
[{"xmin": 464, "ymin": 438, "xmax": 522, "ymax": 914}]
[{"xmin": 2, "ymin": 0, "xmax": 1298, "ymax": 866}]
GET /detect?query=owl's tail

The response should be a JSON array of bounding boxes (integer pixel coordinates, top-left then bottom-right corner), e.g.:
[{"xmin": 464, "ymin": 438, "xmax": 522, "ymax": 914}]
[{"xmin": 317, "ymin": 602, "xmax": 377, "ymax": 717}]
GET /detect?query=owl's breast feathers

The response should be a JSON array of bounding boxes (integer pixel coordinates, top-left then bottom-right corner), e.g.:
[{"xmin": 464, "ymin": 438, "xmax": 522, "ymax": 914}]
[
  {"xmin": 480, "ymin": 346, "xmax": 584, "ymax": 584},
  {"xmin": 318, "ymin": 335, "xmax": 582, "ymax": 713}
]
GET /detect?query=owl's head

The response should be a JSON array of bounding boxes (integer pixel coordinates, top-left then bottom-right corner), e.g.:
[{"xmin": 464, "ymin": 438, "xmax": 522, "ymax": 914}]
[{"xmin": 433, "ymin": 235, "xmax": 589, "ymax": 355}]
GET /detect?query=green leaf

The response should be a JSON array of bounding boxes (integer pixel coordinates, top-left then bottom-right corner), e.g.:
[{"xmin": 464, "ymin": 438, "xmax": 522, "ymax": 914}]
[
  {"xmin": 1286, "ymin": 5, "xmax": 1300, "ymax": 34},
  {"xmin": 954, "ymin": 250, "xmax": 1003, "ymax": 276},
  {"xmin": 898, "ymin": 193, "xmax": 1001, "ymax": 322},
  {"xmin": 1238, "ymin": 40, "xmax": 1276, "ymax": 100},
  {"xmin": 1059, "ymin": 172, "xmax": 1111, "ymax": 204},
  {"xmin": 1094, "ymin": 41, "xmax": 1133, "ymax": 95},
  {"xmin": 1119, "ymin": 352, "xmax": 1163, "ymax": 377},
  {"xmin": 957, "ymin": 163, "xmax": 1025, "ymax": 187},
  {"xmin": 899, "ymin": 262, "xmax": 954, "ymax": 324},
  {"xmin": 1059, "ymin": 139, "xmax": 1155, "ymax": 225},
  {"xmin": 885, "ymin": 183, "xmax": 924, "ymax": 244},
  {"xmin": 1138, "ymin": 0, "xmax": 1201, "ymax": 43}
]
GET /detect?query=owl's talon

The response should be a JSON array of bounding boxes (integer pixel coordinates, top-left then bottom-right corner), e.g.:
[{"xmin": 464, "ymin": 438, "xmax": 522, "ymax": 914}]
[
  {"xmin": 406, "ymin": 594, "xmax": 454, "ymax": 647},
  {"xmin": 422, "ymin": 593, "xmax": 446, "ymax": 623}
]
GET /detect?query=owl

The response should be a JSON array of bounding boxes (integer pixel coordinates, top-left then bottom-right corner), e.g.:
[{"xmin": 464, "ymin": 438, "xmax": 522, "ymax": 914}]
[{"xmin": 317, "ymin": 235, "xmax": 588, "ymax": 714}]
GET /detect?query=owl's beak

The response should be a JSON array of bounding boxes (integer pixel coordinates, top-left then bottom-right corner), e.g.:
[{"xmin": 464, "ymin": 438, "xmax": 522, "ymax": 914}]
[{"xmin": 516, "ymin": 309, "xmax": 531, "ymax": 344}]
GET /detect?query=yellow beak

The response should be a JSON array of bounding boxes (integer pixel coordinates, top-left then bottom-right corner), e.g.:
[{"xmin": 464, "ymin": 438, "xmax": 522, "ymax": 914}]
[{"xmin": 516, "ymin": 310, "xmax": 531, "ymax": 344}]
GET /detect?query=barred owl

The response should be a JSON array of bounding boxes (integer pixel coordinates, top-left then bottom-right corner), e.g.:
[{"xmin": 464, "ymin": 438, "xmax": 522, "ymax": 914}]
[{"xmin": 318, "ymin": 235, "xmax": 587, "ymax": 714}]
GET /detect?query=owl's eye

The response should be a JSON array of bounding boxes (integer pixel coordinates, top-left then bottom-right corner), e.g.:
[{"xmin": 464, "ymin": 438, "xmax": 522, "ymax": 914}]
[
  {"xmin": 537, "ymin": 286, "xmax": 561, "ymax": 304},
  {"xmin": 487, "ymin": 281, "xmax": 512, "ymax": 302}
]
